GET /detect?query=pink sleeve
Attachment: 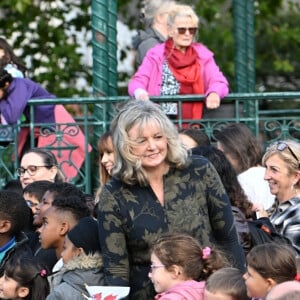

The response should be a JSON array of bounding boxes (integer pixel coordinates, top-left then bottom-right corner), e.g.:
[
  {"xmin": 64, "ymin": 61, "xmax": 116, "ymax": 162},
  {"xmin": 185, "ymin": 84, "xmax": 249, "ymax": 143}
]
[
  {"xmin": 128, "ymin": 44, "xmax": 164, "ymax": 97},
  {"xmin": 128, "ymin": 55, "xmax": 154, "ymax": 97},
  {"xmin": 202, "ymin": 54, "xmax": 229, "ymax": 99}
]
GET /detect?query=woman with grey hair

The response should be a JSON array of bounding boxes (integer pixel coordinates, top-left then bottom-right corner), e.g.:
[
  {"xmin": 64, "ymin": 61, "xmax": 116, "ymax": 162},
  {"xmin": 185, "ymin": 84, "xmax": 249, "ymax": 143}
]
[
  {"xmin": 97, "ymin": 100, "xmax": 245, "ymax": 300},
  {"xmin": 133, "ymin": 0, "xmax": 177, "ymax": 67},
  {"xmin": 129, "ymin": 4, "xmax": 228, "ymax": 124}
]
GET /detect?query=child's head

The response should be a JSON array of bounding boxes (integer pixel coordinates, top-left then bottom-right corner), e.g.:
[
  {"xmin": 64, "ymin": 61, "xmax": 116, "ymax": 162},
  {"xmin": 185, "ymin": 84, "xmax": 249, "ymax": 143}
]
[
  {"xmin": 2, "ymin": 179, "xmax": 23, "ymax": 196},
  {"xmin": 266, "ymin": 281, "xmax": 300, "ymax": 300},
  {"xmin": 39, "ymin": 195, "xmax": 90, "ymax": 251},
  {"xmin": 0, "ymin": 69, "xmax": 13, "ymax": 99},
  {"xmin": 33, "ymin": 182, "xmax": 86, "ymax": 227},
  {"xmin": 149, "ymin": 233, "xmax": 228, "ymax": 294},
  {"xmin": 243, "ymin": 243, "xmax": 297, "ymax": 299},
  {"xmin": 204, "ymin": 267, "xmax": 250, "ymax": 300},
  {"xmin": 178, "ymin": 128, "xmax": 211, "ymax": 149},
  {"xmin": 0, "ymin": 191, "xmax": 30, "ymax": 241},
  {"xmin": 0, "ymin": 254, "xmax": 49, "ymax": 300},
  {"xmin": 62, "ymin": 216, "xmax": 101, "ymax": 264},
  {"xmin": 23, "ymin": 180, "xmax": 53, "ymax": 215}
]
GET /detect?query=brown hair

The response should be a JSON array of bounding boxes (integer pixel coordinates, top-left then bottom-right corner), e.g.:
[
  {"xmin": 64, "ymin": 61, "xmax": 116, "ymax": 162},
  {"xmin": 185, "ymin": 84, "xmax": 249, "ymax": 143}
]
[
  {"xmin": 246, "ymin": 243, "xmax": 297, "ymax": 283},
  {"xmin": 179, "ymin": 128, "xmax": 211, "ymax": 147},
  {"xmin": 22, "ymin": 148, "xmax": 65, "ymax": 183},
  {"xmin": 97, "ymin": 131, "xmax": 114, "ymax": 187},
  {"xmin": 205, "ymin": 267, "xmax": 249, "ymax": 300},
  {"xmin": 151, "ymin": 232, "xmax": 229, "ymax": 281},
  {"xmin": 215, "ymin": 123, "xmax": 263, "ymax": 174}
]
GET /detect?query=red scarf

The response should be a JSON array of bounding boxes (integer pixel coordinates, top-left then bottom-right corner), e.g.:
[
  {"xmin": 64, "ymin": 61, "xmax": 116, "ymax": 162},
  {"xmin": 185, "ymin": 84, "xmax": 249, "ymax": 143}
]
[
  {"xmin": 164, "ymin": 39, "xmax": 204, "ymax": 121},
  {"xmin": 164, "ymin": 38, "xmax": 204, "ymax": 95}
]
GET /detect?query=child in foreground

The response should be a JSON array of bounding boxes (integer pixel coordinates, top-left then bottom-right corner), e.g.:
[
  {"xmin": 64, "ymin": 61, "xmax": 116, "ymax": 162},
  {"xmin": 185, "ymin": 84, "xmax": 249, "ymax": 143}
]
[
  {"xmin": 149, "ymin": 233, "xmax": 229, "ymax": 300},
  {"xmin": 0, "ymin": 254, "xmax": 49, "ymax": 300},
  {"xmin": 204, "ymin": 267, "xmax": 250, "ymax": 300},
  {"xmin": 46, "ymin": 216, "xmax": 104, "ymax": 299},
  {"xmin": 243, "ymin": 243, "xmax": 298, "ymax": 299}
]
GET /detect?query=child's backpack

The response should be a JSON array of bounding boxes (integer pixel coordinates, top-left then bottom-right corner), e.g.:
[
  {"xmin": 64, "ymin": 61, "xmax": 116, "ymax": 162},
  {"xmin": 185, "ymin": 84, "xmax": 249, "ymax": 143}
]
[{"xmin": 232, "ymin": 206, "xmax": 292, "ymax": 256}]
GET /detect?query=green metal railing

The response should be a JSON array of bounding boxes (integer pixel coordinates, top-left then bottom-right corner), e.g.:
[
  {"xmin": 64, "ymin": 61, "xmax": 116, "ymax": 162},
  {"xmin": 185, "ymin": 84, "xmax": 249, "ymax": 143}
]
[{"xmin": 0, "ymin": 92, "xmax": 299, "ymax": 193}]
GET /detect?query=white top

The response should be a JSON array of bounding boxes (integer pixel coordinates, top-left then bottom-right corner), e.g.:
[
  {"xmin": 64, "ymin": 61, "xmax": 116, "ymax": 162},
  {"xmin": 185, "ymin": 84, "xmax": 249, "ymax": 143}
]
[{"xmin": 238, "ymin": 166, "xmax": 275, "ymax": 210}]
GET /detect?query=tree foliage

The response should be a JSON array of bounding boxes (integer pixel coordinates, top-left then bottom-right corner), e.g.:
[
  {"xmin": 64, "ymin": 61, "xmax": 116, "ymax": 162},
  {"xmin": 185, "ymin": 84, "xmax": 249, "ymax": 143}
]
[
  {"xmin": 119, "ymin": 0, "xmax": 300, "ymax": 92},
  {"xmin": 0, "ymin": 0, "xmax": 92, "ymax": 97},
  {"xmin": 0, "ymin": 0, "xmax": 299, "ymax": 97}
]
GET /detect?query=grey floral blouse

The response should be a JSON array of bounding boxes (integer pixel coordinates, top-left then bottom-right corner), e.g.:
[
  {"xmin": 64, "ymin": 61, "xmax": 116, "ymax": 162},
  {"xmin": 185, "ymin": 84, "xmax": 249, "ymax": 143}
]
[{"xmin": 97, "ymin": 156, "xmax": 245, "ymax": 300}]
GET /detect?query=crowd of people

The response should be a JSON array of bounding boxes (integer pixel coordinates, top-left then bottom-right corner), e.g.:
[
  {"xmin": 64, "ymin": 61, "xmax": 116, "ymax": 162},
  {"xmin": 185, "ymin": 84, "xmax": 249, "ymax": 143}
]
[{"xmin": 0, "ymin": 1, "xmax": 299, "ymax": 300}]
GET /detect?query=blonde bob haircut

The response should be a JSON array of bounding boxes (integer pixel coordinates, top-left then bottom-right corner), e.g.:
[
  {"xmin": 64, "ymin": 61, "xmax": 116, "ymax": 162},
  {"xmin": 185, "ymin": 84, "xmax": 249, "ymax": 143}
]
[
  {"xmin": 110, "ymin": 100, "xmax": 188, "ymax": 186},
  {"xmin": 262, "ymin": 140, "xmax": 300, "ymax": 189},
  {"xmin": 167, "ymin": 4, "xmax": 199, "ymax": 29}
]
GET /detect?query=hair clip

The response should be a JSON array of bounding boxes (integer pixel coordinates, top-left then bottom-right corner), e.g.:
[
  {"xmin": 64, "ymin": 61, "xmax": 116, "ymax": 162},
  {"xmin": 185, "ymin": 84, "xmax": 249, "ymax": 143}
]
[
  {"xmin": 40, "ymin": 269, "xmax": 47, "ymax": 277},
  {"xmin": 202, "ymin": 246, "xmax": 211, "ymax": 259},
  {"xmin": 294, "ymin": 274, "xmax": 300, "ymax": 281}
]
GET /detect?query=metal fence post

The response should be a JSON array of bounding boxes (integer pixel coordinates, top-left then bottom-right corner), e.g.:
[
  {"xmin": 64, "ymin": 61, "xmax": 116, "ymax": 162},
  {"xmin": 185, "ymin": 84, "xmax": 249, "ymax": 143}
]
[
  {"xmin": 233, "ymin": 0, "xmax": 258, "ymax": 134},
  {"xmin": 91, "ymin": 0, "xmax": 118, "ymax": 192}
]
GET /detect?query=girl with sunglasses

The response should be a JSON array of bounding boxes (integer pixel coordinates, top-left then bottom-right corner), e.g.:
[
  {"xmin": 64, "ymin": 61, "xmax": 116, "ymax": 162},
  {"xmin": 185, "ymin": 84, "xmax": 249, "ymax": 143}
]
[
  {"xmin": 261, "ymin": 140, "xmax": 300, "ymax": 254},
  {"xmin": 128, "ymin": 4, "xmax": 228, "ymax": 126}
]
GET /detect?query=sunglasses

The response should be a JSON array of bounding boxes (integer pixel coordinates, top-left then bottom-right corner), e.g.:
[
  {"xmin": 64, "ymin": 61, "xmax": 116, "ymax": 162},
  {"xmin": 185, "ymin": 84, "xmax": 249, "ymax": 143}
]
[
  {"xmin": 276, "ymin": 141, "xmax": 300, "ymax": 168},
  {"xmin": 176, "ymin": 27, "xmax": 197, "ymax": 35}
]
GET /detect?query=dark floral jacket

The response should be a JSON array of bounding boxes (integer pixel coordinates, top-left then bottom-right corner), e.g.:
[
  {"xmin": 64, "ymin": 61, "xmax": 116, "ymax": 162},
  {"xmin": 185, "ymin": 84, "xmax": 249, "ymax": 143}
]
[{"xmin": 97, "ymin": 156, "xmax": 245, "ymax": 300}]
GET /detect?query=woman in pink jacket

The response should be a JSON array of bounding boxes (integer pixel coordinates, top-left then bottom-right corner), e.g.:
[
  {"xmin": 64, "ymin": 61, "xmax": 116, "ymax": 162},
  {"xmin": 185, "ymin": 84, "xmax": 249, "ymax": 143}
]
[{"xmin": 128, "ymin": 4, "xmax": 229, "ymax": 123}]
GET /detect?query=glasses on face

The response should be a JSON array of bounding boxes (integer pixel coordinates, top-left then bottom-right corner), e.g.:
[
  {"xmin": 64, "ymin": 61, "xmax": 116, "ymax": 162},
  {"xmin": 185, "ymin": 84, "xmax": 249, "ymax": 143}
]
[
  {"xmin": 276, "ymin": 141, "xmax": 300, "ymax": 168},
  {"xmin": 149, "ymin": 264, "xmax": 165, "ymax": 272},
  {"xmin": 176, "ymin": 27, "xmax": 197, "ymax": 35},
  {"xmin": 16, "ymin": 165, "xmax": 51, "ymax": 177}
]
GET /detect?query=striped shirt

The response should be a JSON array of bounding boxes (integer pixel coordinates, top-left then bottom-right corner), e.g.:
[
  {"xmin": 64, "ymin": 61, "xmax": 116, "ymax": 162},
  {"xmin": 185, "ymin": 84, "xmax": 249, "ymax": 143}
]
[{"xmin": 270, "ymin": 196, "xmax": 300, "ymax": 255}]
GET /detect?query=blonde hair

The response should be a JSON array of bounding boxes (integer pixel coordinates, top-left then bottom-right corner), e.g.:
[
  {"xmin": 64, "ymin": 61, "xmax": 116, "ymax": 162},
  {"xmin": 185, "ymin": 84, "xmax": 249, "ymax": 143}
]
[
  {"xmin": 167, "ymin": 4, "xmax": 199, "ymax": 28},
  {"xmin": 262, "ymin": 140, "xmax": 300, "ymax": 189},
  {"xmin": 110, "ymin": 100, "xmax": 188, "ymax": 186}
]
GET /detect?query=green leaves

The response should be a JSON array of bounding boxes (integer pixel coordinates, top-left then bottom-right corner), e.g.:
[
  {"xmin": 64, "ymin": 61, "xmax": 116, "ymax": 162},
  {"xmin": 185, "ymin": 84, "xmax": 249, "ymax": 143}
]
[
  {"xmin": 0, "ymin": 0, "xmax": 92, "ymax": 97},
  {"xmin": 0, "ymin": 0, "xmax": 299, "ymax": 96}
]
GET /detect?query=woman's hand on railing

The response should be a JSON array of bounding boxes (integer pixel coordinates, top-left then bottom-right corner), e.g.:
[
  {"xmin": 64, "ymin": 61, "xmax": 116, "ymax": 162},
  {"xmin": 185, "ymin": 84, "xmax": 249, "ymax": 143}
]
[
  {"xmin": 206, "ymin": 92, "xmax": 221, "ymax": 109},
  {"xmin": 134, "ymin": 88, "xmax": 150, "ymax": 101}
]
